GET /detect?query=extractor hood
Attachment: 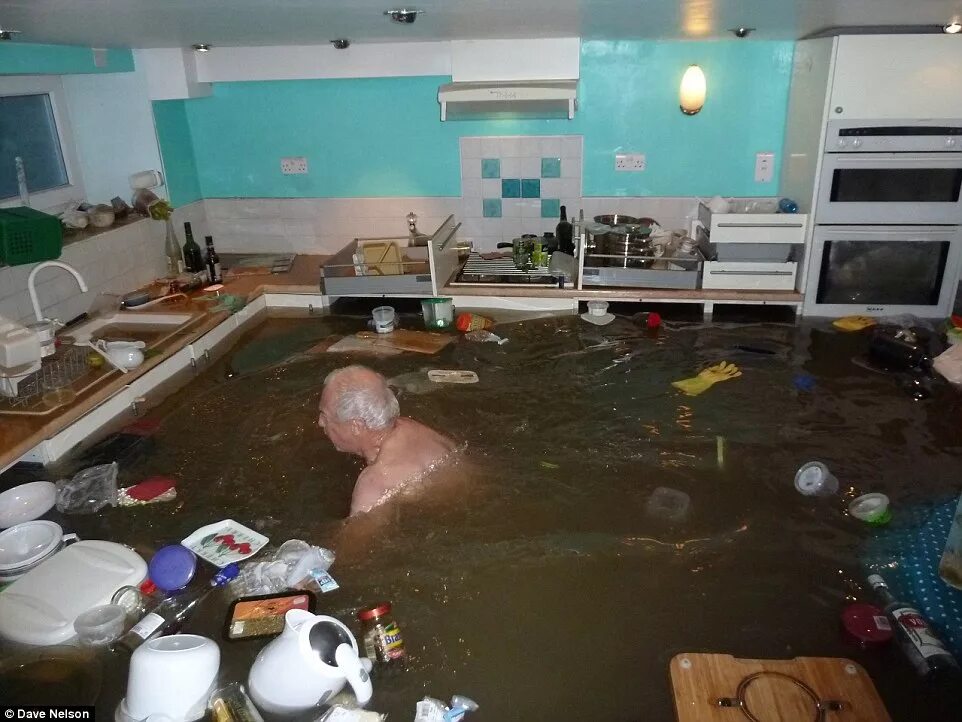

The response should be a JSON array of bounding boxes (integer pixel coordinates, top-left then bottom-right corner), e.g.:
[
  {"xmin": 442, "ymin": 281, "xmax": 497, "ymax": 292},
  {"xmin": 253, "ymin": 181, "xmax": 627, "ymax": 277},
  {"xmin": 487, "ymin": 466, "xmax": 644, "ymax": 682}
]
[{"xmin": 438, "ymin": 80, "xmax": 578, "ymax": 121}]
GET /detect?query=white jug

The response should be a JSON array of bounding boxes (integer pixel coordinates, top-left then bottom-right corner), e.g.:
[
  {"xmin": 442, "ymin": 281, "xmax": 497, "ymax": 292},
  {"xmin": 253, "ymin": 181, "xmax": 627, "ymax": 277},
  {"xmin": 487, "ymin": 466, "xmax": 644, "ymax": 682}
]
[{"xmin": 248, "ymin": 609, "xmax": 373, "ymax": 715}]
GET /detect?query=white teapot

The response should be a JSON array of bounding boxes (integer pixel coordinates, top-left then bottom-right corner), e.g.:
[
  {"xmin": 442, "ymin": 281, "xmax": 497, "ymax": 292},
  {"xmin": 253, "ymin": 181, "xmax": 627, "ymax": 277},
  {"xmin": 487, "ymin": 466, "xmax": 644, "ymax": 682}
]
[{"xmin": 248, "ymin": 610, "xmax": 373, "ymax": 715}]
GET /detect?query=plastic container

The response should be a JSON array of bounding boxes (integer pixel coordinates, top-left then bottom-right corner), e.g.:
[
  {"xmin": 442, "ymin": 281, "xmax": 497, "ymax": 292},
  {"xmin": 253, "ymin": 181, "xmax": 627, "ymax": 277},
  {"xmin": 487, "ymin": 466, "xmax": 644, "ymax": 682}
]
[
  {"xmin": 421, "ymin": 298, "xmax": 454, "ymax": 329},
  {"xmin": 149, "ymin": 544, "xmax": 198, "ymax": 592},
  {"xmin": 0, "ymin": 207, "xmax": 63, "ymax": 267},
  {"xmin": 74, "ymin": 603, "xmax": 126, "ymax": 646},
  {"xmin": 372, "ymin": 306, "xmax": 396, "ymax": 334},
  {"xmin": 794, "ymin": 461, "xmax": 839, "ymax": 496},
  {"xmin": 840, "ymin": 602, "xmax": 893, "ymax": 649},
  {"xmin": 849, "ymin": 493, "xmax": 892, "ymax": 525}
]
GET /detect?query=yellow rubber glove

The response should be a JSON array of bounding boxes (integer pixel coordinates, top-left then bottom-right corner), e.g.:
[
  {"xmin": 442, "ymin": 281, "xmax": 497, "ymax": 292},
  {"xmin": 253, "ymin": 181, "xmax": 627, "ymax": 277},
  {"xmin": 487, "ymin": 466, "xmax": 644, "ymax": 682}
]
[
  {"xmin": 833, "ymin": 315, "xmax": 876, "ymax": 332},
  {"xmin": 672, "ymin": 361, "xmax": 742, "ymax": 396}
]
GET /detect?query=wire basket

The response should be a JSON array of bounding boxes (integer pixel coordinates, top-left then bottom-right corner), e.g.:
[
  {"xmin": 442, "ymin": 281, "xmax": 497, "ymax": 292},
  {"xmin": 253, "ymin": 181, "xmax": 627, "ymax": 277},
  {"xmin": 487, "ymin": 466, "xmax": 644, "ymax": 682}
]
[{"xmin": 5, "ymin": 345, "xmax": 91, "ymax": 408}]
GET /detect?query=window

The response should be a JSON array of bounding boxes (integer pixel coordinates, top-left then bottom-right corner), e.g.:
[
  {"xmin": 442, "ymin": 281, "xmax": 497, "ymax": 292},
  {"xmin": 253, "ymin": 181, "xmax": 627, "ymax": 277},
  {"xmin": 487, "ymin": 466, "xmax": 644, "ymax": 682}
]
[{"xmin": 0, "ymin": 76, "xmax": 83, "ymax": 210}]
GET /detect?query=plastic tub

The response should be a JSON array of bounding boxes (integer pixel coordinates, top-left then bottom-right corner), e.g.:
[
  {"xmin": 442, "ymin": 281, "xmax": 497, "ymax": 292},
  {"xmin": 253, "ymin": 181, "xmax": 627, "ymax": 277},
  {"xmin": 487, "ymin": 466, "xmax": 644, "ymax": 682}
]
[
  {"xmin": 849, "ymin": 493, "xmax": 891, "ymax": 525},
  {"xmin": 74, "ymin": 604, "xmax": 126, "ymax": 646},
  {"xmin": 372, "ymin": 306, "xmax": 396, "ymax": 334},
  {"xmin": 421, "ymin": 298, "xmax": 454, "ymax": 329},
  {"xmin": 794, "ymin": 461, "xmax": 839, "ymax": 496}
]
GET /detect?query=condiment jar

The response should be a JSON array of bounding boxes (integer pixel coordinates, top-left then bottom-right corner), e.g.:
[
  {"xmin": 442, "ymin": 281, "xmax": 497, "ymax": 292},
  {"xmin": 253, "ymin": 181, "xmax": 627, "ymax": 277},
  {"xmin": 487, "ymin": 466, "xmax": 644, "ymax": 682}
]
[{"xmin": 357, "ymin": 602, "xmax": 405, "ymax": 664}]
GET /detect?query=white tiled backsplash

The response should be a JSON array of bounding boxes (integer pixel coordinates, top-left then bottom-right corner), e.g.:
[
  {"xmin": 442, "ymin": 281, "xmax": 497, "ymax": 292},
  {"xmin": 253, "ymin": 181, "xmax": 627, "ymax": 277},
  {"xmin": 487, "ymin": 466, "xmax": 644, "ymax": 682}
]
[{"xmin": 0, "ymin": 201, "xmax": 206, "ymax": 326}]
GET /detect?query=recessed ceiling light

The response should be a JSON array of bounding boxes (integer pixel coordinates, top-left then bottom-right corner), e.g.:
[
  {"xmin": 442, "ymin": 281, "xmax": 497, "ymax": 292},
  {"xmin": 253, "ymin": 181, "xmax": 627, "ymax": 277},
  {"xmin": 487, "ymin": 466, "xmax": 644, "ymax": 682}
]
[
  {"xmin": 730, "ymin": 27, "xmax": 755, "ymax": 38},
  {"xmin": 0, "ymin": 24, "xmax": 22, "ymax": 41},
  {"xmin": 384, "ymin": 8, "xmax": 424, "ymax": 24},
  {"xmin": 944, "ymin": 21, "xmax": 962, "ymax": 34},
  {"xmin": 192, "ymin": 43, "xmax": 212, "ymax": 52},
  {"xmin": 331, "ymin": 39, "xmax": 351, "ymax": 50}
]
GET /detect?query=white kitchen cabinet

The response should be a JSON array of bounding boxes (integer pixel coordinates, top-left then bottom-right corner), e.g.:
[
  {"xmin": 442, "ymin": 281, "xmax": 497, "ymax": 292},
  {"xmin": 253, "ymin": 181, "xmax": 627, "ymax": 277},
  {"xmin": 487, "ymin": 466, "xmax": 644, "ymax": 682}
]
[
  {"xmin": 830, "ymin": 35, "xmax": 962, "ymax": 120},
  {"xmin": 188, "ymin": 316, "xmax": 239, "ymax": 369},
  {"xmin": 709, "ymin": 214, "xmax": 808, "ymax": 245},
  {"xmin": 702, "ymin": 262, "xmax": 798, "ymax": 291},
  {"xmin": 126, "ymin": 347, "xmax": 195, "ymax": 413}
]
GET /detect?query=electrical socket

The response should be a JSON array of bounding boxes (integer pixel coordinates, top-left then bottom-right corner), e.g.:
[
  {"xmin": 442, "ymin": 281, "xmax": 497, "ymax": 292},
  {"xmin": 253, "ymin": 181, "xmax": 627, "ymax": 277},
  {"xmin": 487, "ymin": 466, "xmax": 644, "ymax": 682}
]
[
  {"xmin": 754, "ymin": 152, "xmax": 774, "ymax": 183},
  {"xmin": 281, "ymin": 156, "xmax": 308, "ymax": 175},
  {"xmin": 615, "ymin": 153, "xmax": 646, "ymax": 172}
]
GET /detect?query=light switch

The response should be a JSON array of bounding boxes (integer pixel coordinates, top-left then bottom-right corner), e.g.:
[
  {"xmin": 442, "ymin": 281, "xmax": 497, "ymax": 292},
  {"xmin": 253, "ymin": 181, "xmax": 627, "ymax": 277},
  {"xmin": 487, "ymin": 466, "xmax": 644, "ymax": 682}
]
[{"xmin": 754, "ymin": 152, "xmax": 774, "ymax": 183}]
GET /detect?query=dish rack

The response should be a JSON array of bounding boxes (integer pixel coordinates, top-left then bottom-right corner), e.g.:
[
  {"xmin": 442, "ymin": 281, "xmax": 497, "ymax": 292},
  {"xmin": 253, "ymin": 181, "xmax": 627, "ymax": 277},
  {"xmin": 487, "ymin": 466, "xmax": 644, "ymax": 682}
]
[{"xmin": 0, "ymin": 345, "xmax": 99, "ymax": 416}]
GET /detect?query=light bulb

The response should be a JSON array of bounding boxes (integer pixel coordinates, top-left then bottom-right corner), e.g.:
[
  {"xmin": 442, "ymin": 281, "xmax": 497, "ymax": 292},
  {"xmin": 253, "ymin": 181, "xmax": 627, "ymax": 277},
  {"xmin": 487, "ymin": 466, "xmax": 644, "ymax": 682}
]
[{"xmin": 679, "ymin": 65, "xmax": 706, "ymax": 115}]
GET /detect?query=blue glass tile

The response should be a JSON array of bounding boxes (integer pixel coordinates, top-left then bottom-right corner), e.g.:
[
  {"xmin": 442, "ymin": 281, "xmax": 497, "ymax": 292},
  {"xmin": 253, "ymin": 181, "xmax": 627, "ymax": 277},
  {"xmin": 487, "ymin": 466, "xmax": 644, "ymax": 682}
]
[
  {"xmin": 541, "ymin": 198, "xmax": 561, "ymax": 218},
  {"xmin": 481, "ymin": 158, "xmax": 501, "ymax": 178},
  {"xmin": 541, "ymin": 157, "xmax": 561, "ymax": 178},
  {"xmin": 521, "ymin": 178, "xmax": 541, "ymax": 198},
  {"xmin": 501, "ymin": 179, "xmax": 521, "ymax": 198},
  {"xmin": 482, "ymin": 198, "xmax": 502, "ymax": 218}
]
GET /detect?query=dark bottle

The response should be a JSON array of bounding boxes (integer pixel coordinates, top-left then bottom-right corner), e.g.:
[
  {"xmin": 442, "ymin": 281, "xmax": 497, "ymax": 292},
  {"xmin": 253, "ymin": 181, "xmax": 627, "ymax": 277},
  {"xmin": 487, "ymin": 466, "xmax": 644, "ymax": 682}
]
[
  {"xmin": 205, "ymin": 236, "xmax": 223, "ymax": 284},
  {"xmin": 556, "ymin": 205, "xmax": 574, "ymax": 255},
  {"xmin": 869, "ymin": 574, "xmax": 960, "ymax": 680},
  {"xmin": 182, "ymin": 222, "xmax": 205, "ymax": 273}
]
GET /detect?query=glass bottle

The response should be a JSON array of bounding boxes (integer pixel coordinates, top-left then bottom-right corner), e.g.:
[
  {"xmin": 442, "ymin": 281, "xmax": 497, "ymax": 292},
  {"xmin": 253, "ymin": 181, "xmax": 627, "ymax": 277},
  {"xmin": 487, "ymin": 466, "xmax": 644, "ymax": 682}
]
[
  {"xmin": 164, "ymin": 218, "xmax": 184, "ymax": 276},
  {"xmin": 556, "ymin": 205, "xmax": 574, "ymax": 255},
  {"xmin": 182, "ymin": 222, "xmax": 205, "ymax": 273},
  {"xmin": 205, "ymin": 235, "xmax": 223, "ymax": 284},
  {"xmin": 112, "ymin": 564, "xmax": 238, "ymax": 655}
]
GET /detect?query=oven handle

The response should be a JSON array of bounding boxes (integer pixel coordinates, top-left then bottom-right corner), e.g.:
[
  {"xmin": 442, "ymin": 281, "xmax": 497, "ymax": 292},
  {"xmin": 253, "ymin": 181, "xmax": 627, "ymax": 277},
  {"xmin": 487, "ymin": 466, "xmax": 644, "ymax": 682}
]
[{"xmin": 831, "ymin": 154, "xmax": 962, "ymax": 165}]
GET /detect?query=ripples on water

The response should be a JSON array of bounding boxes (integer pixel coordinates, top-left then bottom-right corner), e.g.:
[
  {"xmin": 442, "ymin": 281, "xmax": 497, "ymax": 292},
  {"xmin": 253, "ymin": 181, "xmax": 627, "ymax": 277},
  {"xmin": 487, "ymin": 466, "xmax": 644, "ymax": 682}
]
[{"xmin": 68, "ymin": 312, "xmax": 962, "ymax": 721}]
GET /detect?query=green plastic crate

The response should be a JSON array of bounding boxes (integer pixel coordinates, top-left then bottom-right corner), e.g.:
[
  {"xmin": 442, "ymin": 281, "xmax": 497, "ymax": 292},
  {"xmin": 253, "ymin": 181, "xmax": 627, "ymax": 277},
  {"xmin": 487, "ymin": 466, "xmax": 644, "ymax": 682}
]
[{"xmin": 0, "ymin": 206, "xmax": 63, "ymax": 267}]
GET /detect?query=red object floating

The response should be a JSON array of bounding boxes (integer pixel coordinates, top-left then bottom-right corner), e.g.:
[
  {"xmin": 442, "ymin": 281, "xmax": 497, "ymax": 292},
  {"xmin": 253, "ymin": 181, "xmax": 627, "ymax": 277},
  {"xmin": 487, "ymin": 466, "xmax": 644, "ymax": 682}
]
[
  {"xmin": 841, "ymin": 602, "xmax": 893, "ymax": 649},
  {"xmin": 127, "ymin": 476, "xmax": 176, "ymax": 501},
  {"xmin": 123, "ymin": 419, "xmax": 162, "ymax": 437}
]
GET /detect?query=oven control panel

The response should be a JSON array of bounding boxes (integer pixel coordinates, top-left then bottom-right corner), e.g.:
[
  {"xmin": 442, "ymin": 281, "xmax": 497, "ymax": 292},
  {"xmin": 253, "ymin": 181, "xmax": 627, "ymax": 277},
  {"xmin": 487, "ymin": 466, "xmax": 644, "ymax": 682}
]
[{"xmin": 826, "ymin": 120, "xmax": 962, "ymax": 152}]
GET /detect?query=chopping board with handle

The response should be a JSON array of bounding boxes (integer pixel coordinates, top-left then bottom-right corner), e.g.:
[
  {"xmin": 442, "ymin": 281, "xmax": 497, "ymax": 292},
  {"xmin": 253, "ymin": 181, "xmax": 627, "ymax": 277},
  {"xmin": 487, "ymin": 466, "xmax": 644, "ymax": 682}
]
[
  {"xmin": 670, "ymin": 654, "xmax": 891, "ymax": 722},
  {"xmin": 355, "ymin": 329, "xmax": 454, "ymax": 355}
]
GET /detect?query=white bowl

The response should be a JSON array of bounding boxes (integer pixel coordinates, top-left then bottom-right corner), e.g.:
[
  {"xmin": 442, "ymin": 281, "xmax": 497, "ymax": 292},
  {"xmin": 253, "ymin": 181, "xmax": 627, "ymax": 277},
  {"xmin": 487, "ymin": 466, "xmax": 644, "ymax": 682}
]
[
  {"xmin": 126, "ymin": 635, "xmax": 220, "ymax": 722},
  {"xmin": 0, "ymin": 481, "xmax": 57, "ymax": 529},
  {"xmin": 0, "ymin": 520, "xmax": 63, "ymax": 572}
]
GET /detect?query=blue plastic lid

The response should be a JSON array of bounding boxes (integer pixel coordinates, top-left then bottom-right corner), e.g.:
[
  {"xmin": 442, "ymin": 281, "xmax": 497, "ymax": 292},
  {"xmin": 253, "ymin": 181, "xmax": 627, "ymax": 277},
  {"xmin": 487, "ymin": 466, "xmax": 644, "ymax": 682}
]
[{"xmin": 148, "ymin": 544, "xmax": 198, "ymax": 592}]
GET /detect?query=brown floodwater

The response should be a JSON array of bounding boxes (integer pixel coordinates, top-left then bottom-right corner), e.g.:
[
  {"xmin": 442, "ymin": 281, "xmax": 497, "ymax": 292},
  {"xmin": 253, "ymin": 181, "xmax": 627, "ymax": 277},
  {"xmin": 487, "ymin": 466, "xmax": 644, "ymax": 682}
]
[{"xmin": 15, "ymin": 306, "xmax": 962, "ymax": 721}]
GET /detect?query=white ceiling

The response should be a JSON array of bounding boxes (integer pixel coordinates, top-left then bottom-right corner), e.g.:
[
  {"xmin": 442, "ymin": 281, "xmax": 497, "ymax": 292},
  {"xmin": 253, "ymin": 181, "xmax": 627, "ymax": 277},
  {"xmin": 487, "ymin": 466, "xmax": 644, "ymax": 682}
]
[{"xmin": 1, "ymin": 0, "xmax": 962, "ymax": 48}]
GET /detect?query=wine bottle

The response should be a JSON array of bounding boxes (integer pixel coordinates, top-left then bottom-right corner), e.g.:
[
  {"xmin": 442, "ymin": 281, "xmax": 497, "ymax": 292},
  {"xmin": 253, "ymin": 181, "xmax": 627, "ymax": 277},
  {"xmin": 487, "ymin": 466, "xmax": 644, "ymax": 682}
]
[
  {"xmin": 164, "ymin": 219, "xmax": 184, "ymax": 276},
  {"xmin": 556, "ymin": 205, "xmax": 574, "ymax": 255},
  {"xmin": 205, "ymin": 236, "xmax": 223, "ymax": 284},
  {"xmin": 112, "ymin": 564, "xmax": 238, "ymax": 654},
  {"xmin": 182, "ymin": 222, "xmax": 205, "ymax": 273},
  {"xmin": 868, "ymin": 574, "xmax": 959, "ymax": 680}
]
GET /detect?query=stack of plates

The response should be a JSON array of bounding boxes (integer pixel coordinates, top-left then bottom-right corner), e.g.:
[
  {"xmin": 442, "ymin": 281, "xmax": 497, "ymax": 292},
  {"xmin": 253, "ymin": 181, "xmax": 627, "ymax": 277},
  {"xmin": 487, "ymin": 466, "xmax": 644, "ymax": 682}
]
[{"xmin": 0, "ymin": 521, "xmax": 66, "ymax": 584}]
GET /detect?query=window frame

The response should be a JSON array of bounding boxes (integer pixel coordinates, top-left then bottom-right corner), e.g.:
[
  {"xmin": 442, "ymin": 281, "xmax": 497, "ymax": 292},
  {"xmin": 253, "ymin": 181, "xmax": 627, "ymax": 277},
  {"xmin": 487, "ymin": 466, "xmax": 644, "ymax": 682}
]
[{"xmin": 0, "ymin": 75, "xmax": 85, "ymax": 211}]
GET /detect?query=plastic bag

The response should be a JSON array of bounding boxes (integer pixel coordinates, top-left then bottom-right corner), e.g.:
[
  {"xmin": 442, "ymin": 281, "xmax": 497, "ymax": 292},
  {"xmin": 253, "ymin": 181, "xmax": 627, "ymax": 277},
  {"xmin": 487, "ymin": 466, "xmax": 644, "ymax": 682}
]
[
  {"xmin": 55, "ymin": 462, "xmax": 118, "ymax": 514},
  {"xmin": 234, "ymin": 539, "xmax": 335, "ymax": 596}
]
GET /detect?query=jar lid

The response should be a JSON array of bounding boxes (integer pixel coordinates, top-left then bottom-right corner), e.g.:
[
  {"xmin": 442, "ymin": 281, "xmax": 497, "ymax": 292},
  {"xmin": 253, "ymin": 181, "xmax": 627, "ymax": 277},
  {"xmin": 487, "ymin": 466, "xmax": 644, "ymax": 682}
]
[
  {"xmin": 357, "ymin": 602, "xmax": 392, "ymax": 621},
  {"xmin": 841, "ymin": 602, "xmax": 893, "ymax": 649},
  {"xmin": 148, "ymin": 544, "xmax": 197, "ymax": 592}
]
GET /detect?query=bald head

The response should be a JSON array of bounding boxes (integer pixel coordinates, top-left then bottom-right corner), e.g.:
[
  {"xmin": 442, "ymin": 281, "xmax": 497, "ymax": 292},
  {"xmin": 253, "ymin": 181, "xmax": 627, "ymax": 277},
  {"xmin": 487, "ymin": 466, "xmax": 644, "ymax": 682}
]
[{"xmin": 322, "ymin": 365, "xmax": 400, "ymax": 431}]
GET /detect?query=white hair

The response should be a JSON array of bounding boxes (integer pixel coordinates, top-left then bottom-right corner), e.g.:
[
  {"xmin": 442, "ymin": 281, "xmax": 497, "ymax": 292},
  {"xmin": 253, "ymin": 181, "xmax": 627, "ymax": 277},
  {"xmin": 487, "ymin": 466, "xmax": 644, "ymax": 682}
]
[{"xmin": 324, "ymin": 366, "xmax": 400, "ymax": 430}]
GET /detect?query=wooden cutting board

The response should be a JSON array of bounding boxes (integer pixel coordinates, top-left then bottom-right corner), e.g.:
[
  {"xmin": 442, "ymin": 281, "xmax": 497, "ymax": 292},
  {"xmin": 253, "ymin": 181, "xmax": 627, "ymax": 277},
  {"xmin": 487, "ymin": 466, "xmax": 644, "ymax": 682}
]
[
  {"xmin": 670, "ymin": 654, "xmax": 891, "ymax": 722},
  {"xmin": 355, "ymin": 329, "xmax": 454, "ymax": 355}
]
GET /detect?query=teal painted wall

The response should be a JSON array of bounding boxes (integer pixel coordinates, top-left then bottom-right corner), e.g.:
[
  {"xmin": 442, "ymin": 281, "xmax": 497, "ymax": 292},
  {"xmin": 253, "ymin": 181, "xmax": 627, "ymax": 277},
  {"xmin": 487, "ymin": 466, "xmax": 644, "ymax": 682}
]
[
  {"xmin": 0, "ymin": 43, "xmax": 133, "ymax": 75},
  {"xmin": 159, "ymin": 40, "xmax": 793, "ymax": 200},
  {"xmin": 153, "ymin": 100, "xmax": 202, "ymax": 207}
]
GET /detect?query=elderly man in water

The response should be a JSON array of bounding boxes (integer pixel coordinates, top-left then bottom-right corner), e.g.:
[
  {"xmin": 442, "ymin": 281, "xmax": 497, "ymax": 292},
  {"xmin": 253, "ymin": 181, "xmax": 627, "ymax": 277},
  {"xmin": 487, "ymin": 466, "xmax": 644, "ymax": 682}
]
[{"xmin": 318, "ymin": 365, "xmax": 458, "ymax": 516}]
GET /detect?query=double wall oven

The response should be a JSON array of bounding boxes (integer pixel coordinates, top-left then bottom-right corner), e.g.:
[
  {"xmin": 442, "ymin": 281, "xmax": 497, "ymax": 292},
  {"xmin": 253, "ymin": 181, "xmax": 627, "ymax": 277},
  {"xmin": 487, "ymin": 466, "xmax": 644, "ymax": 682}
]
[{"xmin": 805, "ymin": 120, "xmax": 962, "ymax": 317}]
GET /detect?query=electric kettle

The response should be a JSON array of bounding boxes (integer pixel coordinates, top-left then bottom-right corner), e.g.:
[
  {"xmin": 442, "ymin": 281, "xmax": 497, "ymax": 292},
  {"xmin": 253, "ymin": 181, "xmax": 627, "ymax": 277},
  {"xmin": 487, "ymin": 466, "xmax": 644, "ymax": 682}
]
[{"xmin": 247, "ymin": 610, "xmax": 373, "ymax": 714}]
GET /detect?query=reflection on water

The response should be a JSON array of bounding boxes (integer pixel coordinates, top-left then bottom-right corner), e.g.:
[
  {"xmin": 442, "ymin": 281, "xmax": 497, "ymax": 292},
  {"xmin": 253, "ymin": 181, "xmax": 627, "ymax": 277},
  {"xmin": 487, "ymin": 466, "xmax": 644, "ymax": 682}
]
[{"xmin": 59, "ymin": 312, "xmax": 962, "ymax": 721}]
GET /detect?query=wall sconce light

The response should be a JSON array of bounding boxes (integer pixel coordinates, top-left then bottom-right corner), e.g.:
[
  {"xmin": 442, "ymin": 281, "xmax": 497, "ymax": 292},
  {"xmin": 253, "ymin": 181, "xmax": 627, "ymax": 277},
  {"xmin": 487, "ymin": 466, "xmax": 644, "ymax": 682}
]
[{"xmin": 679, "ymin": 64, "xmax": 706, "ymax": 115}]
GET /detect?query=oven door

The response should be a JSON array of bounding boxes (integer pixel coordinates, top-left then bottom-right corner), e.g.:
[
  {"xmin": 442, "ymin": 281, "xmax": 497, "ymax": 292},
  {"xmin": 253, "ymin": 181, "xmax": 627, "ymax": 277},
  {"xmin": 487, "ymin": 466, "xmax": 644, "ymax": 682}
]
[
  {"xmin": 804, "ymin": 225, "xmax": 962, "ymax": 317},
  {"xmin": 817, "ymin": 153, "xmax": 962, "ymax": 224}
]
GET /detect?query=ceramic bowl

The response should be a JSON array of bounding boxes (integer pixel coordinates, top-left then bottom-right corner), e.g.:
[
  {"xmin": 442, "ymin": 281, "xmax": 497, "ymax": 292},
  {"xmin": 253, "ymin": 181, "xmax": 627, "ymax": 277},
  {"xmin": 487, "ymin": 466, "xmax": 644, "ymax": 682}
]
[
  {"xmin": 0, "ymin": 520, "xmax": 63, "ymax": 572},
  {"xmin": 0, "ymin": 481, "xmax": 57, "ymax": 529}
]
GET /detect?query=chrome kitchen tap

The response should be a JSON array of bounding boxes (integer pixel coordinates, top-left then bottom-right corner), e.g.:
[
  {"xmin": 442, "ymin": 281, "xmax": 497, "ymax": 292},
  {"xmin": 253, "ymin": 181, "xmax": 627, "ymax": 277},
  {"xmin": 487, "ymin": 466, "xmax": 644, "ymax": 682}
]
[{"xmin": 27, "ymin": 260, "xmax": 88, "ymax": 323}]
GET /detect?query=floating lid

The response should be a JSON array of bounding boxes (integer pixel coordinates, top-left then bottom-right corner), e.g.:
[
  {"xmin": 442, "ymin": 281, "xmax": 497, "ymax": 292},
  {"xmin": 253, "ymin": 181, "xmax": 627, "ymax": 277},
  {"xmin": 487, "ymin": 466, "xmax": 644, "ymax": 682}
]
[
  {"xmin": 0, "ymin": 540, "xmax": 146, "ymax": 645},
  {"xmin": 0, "ymin": 520, "xmax": 62, "ymax": 572},
  {"xmin": 841, "ymin": 602, "xmax": 893, "ymax": 649},
  {"xmin": 357, "ymin": 602, "xmax": 392, "ymax": 621},
  {"xmin": 148, "ymin": 544, "xmax": 197, "ymax": 592},
  {"xmin": 849, "ymin": 493, "xmax": 892, "ymax": 525}
]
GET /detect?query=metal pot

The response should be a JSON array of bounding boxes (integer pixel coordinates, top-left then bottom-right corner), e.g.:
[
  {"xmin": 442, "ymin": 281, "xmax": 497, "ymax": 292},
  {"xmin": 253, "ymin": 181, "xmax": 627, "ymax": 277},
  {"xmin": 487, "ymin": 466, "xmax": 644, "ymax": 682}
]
[{"xmin": 591, "ymin": 216, "xmax": 657, "ymax": 267}]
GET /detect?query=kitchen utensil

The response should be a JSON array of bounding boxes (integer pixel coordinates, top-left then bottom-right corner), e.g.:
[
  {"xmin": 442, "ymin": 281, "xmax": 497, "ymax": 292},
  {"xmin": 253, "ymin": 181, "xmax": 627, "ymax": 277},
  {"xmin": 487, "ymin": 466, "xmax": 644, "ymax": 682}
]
[
  {"xmin": 182, "ymin": 519, "xmax": 269, "ymax": 567},
  {"xmin": 603, "ymin": 222, "xmax": 656, "ymax": 268},
  {"xmin": 121, "ymin": 291, "xmax": 151, "ymax": 308},
  {"xmin": 0, "ymin": 481, "xmax": 56, "ymax": 528},
  {"xmin": 0, "ymin": 539, "xmax": 146, "ymax": 645},
  {"xmin": 371, "ymin": 306, "xmax": 396, "ymax": 334},
  {"xmin": 427, "ymin": 369, "xmax": 479, "ymax": 384},
  {"xmin": 73, "ymin": 604, "xmax": 126, "ymax": 646},
  {"xmin": 94, "ymin": 340, "xmax": 145, "ymax": 370},
  {"xmin": 248, "ymin": 609, "xmax": 373, "ymax": 714},
  {"xmin": 421, "ymin": 298, "xmax": 454, "ymax": 329},
  {"xmin": 123, "ymin": 635, "xmax": 220, "ymax": 722},
  {"xmin": 0, "ymin": 520, "xmax": 74, "ymax": 579}
]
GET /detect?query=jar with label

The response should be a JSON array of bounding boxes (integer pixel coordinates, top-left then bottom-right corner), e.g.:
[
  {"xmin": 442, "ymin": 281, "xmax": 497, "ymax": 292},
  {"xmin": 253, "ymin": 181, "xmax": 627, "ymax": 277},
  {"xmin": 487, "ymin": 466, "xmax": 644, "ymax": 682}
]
[{"xmin": 357, "ymin": 602, "xmax": 405, "ymax": 665}]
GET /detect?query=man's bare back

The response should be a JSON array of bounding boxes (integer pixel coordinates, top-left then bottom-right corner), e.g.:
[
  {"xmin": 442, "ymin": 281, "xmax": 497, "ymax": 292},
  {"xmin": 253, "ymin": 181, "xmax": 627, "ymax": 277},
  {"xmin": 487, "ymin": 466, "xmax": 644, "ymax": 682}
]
[{"xmin": 350, "ymin": 417, "xmax": 457, "ymax": 515}]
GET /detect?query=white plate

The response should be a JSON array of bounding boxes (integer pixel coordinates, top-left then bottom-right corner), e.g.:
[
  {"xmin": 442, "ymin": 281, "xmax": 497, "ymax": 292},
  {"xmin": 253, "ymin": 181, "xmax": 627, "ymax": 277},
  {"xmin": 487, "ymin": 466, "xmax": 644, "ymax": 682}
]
[
  {"xmin": 0, "ymin": 481, "xmax": 57, "ymax": 529},
  {"xmin": 0, "ymin": 521, "xmax": 63, "ymax": 572},
  {"xmin": 182, "ymin": 519, "xmax": 268, "ymax": 568}
]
